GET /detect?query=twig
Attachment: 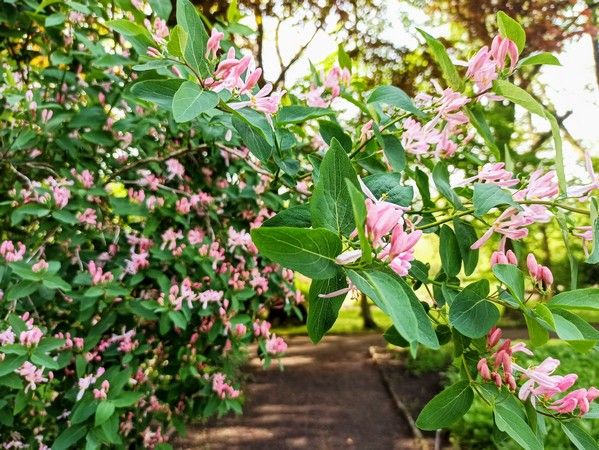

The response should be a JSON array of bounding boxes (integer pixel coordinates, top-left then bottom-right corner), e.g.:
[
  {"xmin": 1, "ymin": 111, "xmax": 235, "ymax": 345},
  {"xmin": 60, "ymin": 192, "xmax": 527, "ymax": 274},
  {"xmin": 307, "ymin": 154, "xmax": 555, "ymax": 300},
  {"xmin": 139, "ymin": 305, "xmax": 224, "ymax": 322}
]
[{"xmin": 272, "ymin": 24, "xmax": 322, "ymax": 87}]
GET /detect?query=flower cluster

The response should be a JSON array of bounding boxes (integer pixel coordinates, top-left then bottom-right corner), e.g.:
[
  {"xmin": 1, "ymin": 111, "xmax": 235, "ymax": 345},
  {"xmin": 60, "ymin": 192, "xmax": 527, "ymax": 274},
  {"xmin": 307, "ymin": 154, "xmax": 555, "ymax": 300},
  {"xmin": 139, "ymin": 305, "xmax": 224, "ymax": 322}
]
[{"xmin": 478, "ymin": 328, "xmax": 599, "ymax": 415}]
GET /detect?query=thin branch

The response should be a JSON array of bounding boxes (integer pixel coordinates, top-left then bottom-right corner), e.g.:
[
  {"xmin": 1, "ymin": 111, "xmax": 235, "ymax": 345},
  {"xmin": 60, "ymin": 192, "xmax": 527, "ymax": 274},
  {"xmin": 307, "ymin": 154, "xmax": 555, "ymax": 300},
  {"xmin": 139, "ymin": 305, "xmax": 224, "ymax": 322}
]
[
  {"xmin": 105, "ymin": 144, "xmax": 208, "ymax": 182},
  {"xmin": 273, "ymin": 24, "xmax": 322, "ymax": 87}
]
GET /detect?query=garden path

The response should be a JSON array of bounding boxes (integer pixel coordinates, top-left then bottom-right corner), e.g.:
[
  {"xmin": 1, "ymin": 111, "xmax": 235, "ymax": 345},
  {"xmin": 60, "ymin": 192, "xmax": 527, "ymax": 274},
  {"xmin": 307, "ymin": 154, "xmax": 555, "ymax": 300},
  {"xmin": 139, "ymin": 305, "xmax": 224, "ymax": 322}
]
[{"xmin": 182, "ymin": 334, "xmax": 423, "ymax": 450}]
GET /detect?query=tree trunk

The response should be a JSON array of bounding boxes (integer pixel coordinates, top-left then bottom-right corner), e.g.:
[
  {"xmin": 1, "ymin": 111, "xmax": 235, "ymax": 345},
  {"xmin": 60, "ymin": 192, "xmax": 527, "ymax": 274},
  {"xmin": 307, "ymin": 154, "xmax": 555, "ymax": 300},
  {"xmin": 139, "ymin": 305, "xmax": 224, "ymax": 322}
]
[{"xmin": 359, "ymin": 293, "xmax": 378, "ymax": 330}]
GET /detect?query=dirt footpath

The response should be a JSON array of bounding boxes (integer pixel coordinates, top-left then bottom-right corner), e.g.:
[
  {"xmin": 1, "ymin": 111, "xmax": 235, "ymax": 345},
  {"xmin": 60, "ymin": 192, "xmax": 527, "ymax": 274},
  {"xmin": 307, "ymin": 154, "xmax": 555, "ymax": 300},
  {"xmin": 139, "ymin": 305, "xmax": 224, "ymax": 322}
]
[{"xmin": 181, "ymin": 334, "xmax": 424, "ymax": 450}]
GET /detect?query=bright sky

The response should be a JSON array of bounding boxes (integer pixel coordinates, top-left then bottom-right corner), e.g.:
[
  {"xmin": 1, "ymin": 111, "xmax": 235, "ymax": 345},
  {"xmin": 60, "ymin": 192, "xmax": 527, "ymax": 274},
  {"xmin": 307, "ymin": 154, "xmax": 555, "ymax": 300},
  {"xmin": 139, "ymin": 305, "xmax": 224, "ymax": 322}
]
[{"xmin": 253, "ymin": 5, "xmax": 599, "ymax": 179}]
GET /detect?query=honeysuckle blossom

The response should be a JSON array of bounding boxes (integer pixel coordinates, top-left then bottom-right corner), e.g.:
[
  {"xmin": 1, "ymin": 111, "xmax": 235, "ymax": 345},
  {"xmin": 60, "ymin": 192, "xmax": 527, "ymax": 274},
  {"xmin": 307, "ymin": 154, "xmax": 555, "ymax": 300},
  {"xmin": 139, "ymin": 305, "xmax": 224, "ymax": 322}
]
[
  {"xmin": 478, "ymin": 327, "xmax": 599, "ymax": 416},
  {"xmin": 76, "ymin": 367, "xmax": 105, "ymax": 401},
  {"xmin": 265, "ymin": 335, "xmax": 288, "ymax": 355},
  {"xmin": 17, "ymin": 362, "xmax": 47, "ymax": 392},
  {"xmin": 466, "ymin": 35, "xmax": 518, "ymax": 94},
  {"xmin": 88, "ymin": 261, "xmax": 114, "ymax": 285},
  {"xmin": 378, "ymin": 226, "xmax": 423, "ymax": 277},
  {"xmin": 550, "ymin": 387, "xmax": 599, "ymax": 415},
  {"xmin": 490, "ymin": 249, "xmax": 518, "ymax": 266},
  {"xmin": 489, "ymin": 35, "xmax": 519, "ymax": 72},
  {"xmin": 212, "ymin": 372, "xmax": 240, "ymax": 399},
  {"xmin": 31, "ymin": 259, "xmax": 49, "ymax": 272},
  {"xmin": 20, "ymin": 326, "xmax": 43, "ymax": 347},
  {"xmin": 0, "ymin": 240, "xmax": 26, "ymax": 262},
  {"xmin": 206, "ymin": 28, "xmax": 224, "ymax": 59},
  {"xmin": 568, "ymin": 151, "xmax": 599, "ymax": 200},
  {"xmin": 458, "ymin": 162, "xmax": 519, "ymax": 188},
  {"xmin": 526, "ymin": 253, "xmax": 553, "ymax": 290},
  {"xmin": 574, "ymin": 226, "xmax": 594, "ymax": 257},
  {"xmin": 228, "ymin": 83, "xmax": 285, "ymax": 115},
  {"xmin": 471, "ymin": 207, "xmax": 533, "ymax": 249},
  {"xmin": 93, "ymin": 380, "xmax": 110, "ymax": 400}
]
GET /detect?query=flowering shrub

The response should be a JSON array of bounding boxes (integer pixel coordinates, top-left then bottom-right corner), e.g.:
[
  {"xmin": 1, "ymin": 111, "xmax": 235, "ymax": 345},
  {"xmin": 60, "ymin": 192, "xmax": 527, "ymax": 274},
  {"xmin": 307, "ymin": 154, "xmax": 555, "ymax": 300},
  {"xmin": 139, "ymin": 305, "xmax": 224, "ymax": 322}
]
[{"xmin": 1, "ymin": 1, "xmax": 598, "ymax": 449}]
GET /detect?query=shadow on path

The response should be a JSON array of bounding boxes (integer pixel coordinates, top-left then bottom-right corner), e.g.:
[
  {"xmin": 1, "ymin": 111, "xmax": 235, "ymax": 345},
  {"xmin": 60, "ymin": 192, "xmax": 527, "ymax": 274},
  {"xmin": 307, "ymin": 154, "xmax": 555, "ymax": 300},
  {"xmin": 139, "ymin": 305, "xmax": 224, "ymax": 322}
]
[{"xmin": 181, "ymin": 334, "xmax": 419, "ymax": 450}]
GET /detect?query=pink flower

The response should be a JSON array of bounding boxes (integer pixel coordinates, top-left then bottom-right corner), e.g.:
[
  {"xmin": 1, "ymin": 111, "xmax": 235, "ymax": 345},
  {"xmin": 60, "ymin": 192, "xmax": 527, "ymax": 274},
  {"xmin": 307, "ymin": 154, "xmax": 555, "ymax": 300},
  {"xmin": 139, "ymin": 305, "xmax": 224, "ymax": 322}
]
[
  {"xmin": 365, "ymin": 199, "xmax": 404, "ymax": 244},
  {"xmin": 20, "ymin": 326, "xmax": 43, "ymax": 347},
  {"xmin": 568, "ymin": 152, "xmax": 599, "ymax": 200},
  {"xmin": 93, "ymin": 380, "xmax": 110, "ymax": 400},
  {"xmin": 487, "ymin": 326, "xmax": 502, "ymax": 348},
  {"xmin": 360, "ymin": 120, "xmax": 374, "ymax": 143},
  {"xmin": 17, "ymin": 362, "xmax": 47, "ymax": 392},
  {"xmin": 471, "ymin": 207, "xmax": 533, "ymax": 249},
  {"xmin": 379, "ymin": 226, "xmax": 423, "ymax": 277},
  {"xmin": 88, "ymin": 261, "xmax": 113, "ymax": 285},
  {"xmin": 229, "ymin": 83, "xmax": 285, "ymax": 115},
  {"xmin": 490, "ymin": 249, "xmax": 518, "ymax": 266},
  {"xmin": 52, "ymin": 186, "xmax": 70, "ymax": 209},
  {"xmin": 477, "ymin": 358, "xmax": 492, "ymax": 380},
  {"xmin": 401, "ymin": 118, "xmax": 440, "ymax": 157},
  {"xmin": 0, "ymin": 240, "xmax": 26, "ymax": 262},
  {"xmin": 212, "ymin": 372, "xmax": 240, "ymax": 399},
  {"xmin": 32, "ymin": 259, "xmax": 49, "ymax": 273},
  {"xmin": 77, "ymin": 208, "xmax": 97, "ymax": 227},
  {"xmin": 526, "ymin": 253, "xmax": 553, "ymax": 290},
  {"xmin": 490, "ymin": 35, "xmax": 519, "ymax": 72},
  {"xmin": 0, "ymin": 327, "xmax": 16, "ymax": 345},
  {"xmin": 550, "ymin": 387, "xmax": 599, "ymax": 415},
  {"xmin": 459, "ymin": 163, "xmax": 519, "ymax": 188},
  {"xmin": 206, "ymin": 28, "xmax": 224, "ymax": 59},
  {"xmin": 265, "ymin": 335, "xmax": 287, "ymax": 355},
  {"xmin": 465, "ymin": 46, "xmax": 498, "ymax": 92},
  {"xmin": 166, "ymin": 158, "xmax": 185, "ymax": 180},
  {"xmin": 514, "ymin": 169, "xmax": 558, "ymax": 201},
  {"xmin": 306, "ymin": 86, "xmax": 328, "ymax": 107}
]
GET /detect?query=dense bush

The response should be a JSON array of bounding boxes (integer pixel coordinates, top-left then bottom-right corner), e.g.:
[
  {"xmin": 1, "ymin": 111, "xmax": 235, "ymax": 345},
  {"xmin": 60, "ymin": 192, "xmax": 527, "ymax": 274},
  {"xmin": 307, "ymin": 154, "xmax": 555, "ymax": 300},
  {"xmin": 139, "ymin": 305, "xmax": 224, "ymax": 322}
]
[
  {"xmin": 0, "ymin": 1, "xmax": 302, "ymax": 448},
  {"xmin": 1, "ymin": 0, "xmax": 599, "ymax": 449}
]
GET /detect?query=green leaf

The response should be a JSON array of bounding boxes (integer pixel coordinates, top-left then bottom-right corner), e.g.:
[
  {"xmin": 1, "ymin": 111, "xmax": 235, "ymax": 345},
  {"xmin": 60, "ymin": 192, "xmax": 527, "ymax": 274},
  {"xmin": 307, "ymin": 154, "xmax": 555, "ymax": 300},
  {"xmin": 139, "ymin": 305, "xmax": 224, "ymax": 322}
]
[
  {"xmin": 318, "ymin": 120, "xmax": 352, "ymax": 152},
  {"xmin": 113, "ymin": 391, "xmax": 144, "ymax": 407},
  {"xmin": 11, "ymin": 203, "xmax": 50, "ymax": 225},
  {"xmin": 176, "ymin": 0, "xmax": 211, "ymax": 77},
  {"xmin": 519, "ymin": 52, "xmax": 560, "ymax": 67},
  {"xmin": 363, "ymin": 173, "xmax": 413, "ymax": 207},
  {"xmin": 381, "ymin": 134, "xmax": 406, "ymax": 172},
  {"xmin": 148, "ymin": 0, "xmax": 172, "ymax": 19},
  {"xmin": 432, "ymin": 161, "xmax": 462, "ymax": 209},
  {"xmin": 453, "ymin": 219, "xmax": 479, "ymax": 275},
  {"xmin": 546, "ymin": 112, "xmax": 567, "ymax": 194},
  {"xmin": 167, "ymin": 25, "xmax": 188, "ymax": 58},
  {"xmin": 449, "ymin": 280, "xmax": 498, "ymax": 338},
  {"xmin": 251, "ymin": 227, "xmax": 342, "ymax": 280},
  {"xmin": 307, "ymin": 272, "xmax": 347, "ymax": 343},
  {"xmin": 494, "ymin": 404, "xmax": 543, "ymax": 450},
  {"xmin": 346, "ymin": 180, "xmax": 371, "ymax": 263},
  {"xmin": 5, "ymin": 281, "xmax": 39, "ymax": 301},
  {"xmin": 586, "ymin": 217, "xmax": 599, "ymax": 264},
  {"xmin": 310, "ymin": 138, "xmax": 359, "ymax": 236},
  {"xmin": 367, "ymin": 86, "xmax": 423, "ymax": 117},
  {"xmin": 52, "ymin": 424, "xmax": 87, "ymax": 450},
  {"xmin": 262, "ymin": 205, "xmax": 312, "ymax": 228},
  {"xmin": 172, "ymin": 81, "xmax": 218, "ymax": 122},
  {"xmin": 337, "ymin": 44, "xmax": 352, "ymax": 71},
  {"xmin": 0, "ymin": 355, "xmax": 27, "ymax": 377},
  {"xmin": 107, "ymin": 19, "xmax": 152, "ymax": 40},
  {"xmin": 548, "ymin": 288, "xmax": 599, "ymax": 310},
  {"xmin": 496, "ymin": 11, "xmax": 526, "ymax": 53},
  {"xmin": 492, "ymin": 80, "xmax": 544, "ymax": 117},
  {"xmin": 52, "ymin": 210, "xmax": 79, "ymax": 225},
  {"xmin": 231, "ymin": 114, "xmax": 273, "ymax": 162},
  {"xmin": 168, "ymin": 310, "xmax": 187, "ymax": 329},
  {"xmin": 383, "ymin": 325, "xmax": 409, "ymax": 347},
  {"xmin": 416, "ymin": 380, "xmax": 473, "ymax": 430},
  {"xmin": 95, "ymin": 400, "xmax": 115, "ymax": 427},
  {"xmin": 524, "ymin": 313, "xmax": 549, "ymax": 347},
  {"xmin": 492, "ymin": 264, "xmax": 525, "ymax": 303},
  {"xmin": 465, "ymin": 105, "xmax": 500, "ymax": 159},
  {"xmin": 561, "ymin": 422, "xmax": 599, "ymax": 450},
  {"xmin": 277, "ymin": 106, "xmax": 333, "ymax": 125},
  {"xmin": 130, "ymin": 79, "xmax": 185, "ymax": 109},
  {"xmin": 346, "ymin": 269, "xmax": 418, "ymax": 345},
  {"xmin": 439, "ymin": 225, "xmax": 461, "ymax": 277},
  {"xmin": 472, "ymin": 183, "xmax": 520, "ymax": 217},
  {"xmin": 552, "ymin": 308, "xmax": 599, "ymax": 342},
  {"xmin": 417, "ymin": 29, "xmax": 462, "ymax": 91}
]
